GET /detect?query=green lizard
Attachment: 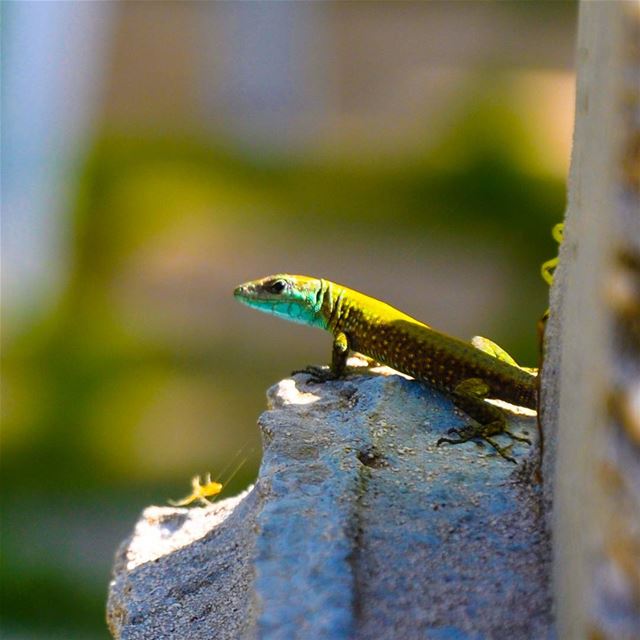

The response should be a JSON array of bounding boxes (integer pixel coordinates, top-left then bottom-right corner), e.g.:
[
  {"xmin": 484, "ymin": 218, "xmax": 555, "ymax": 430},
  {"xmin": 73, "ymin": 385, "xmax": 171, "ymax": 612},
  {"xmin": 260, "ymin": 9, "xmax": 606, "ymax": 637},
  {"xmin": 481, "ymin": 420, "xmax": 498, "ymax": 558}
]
[{"xmin": 234, "ymin": 275, "xmax": 536, "ymax": 462}]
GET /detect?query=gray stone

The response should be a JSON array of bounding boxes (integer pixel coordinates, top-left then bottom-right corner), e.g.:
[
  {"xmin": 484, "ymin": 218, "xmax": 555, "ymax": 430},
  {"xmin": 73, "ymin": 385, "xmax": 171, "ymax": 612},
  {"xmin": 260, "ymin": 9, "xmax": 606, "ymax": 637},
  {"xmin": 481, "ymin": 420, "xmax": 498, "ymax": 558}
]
[{"xmin": 107, "ymin": 362, "xmax": 551, "ymax": 639}]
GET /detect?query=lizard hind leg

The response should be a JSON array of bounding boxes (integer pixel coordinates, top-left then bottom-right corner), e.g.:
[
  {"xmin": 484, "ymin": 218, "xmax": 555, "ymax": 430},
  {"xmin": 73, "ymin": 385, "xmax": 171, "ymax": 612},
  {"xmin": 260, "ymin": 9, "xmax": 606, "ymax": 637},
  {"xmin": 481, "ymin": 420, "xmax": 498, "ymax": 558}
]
[
  {"xmin": 471, "ymin": 336, "xmax": 520, "ymax": 366},
  {"xmin": 436, "ymin": 377, "xmax": 531, "ymax": 463},
  {"xmin": 471, "ymin": 336, "xmax": 538, "ymax": 375}
]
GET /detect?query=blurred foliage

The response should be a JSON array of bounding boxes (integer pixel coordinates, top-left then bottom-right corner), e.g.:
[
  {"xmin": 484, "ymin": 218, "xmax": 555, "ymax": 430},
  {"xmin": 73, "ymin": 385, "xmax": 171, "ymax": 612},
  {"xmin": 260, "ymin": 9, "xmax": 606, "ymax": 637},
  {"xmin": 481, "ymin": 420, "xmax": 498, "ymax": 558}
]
[{"xmin": 2, "ymin": 81, "xmax": 566, "ymax": 637}]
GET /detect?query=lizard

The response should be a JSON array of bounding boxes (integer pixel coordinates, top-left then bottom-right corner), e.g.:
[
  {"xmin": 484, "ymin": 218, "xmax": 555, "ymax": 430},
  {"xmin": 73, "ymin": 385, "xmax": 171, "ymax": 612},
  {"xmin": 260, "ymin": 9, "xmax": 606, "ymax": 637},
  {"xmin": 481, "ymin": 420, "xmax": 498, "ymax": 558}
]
[{"xmin": 234, "ymin": 275, "xmax": 537, "ymax": 462}]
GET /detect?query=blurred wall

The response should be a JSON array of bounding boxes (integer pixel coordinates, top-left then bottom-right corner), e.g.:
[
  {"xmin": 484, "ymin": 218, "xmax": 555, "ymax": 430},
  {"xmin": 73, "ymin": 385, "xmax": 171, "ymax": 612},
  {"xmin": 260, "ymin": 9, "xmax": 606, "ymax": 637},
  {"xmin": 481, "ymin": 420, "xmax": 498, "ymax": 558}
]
[
  {"xmin": 100, "ymin": 2, "xmax": 575, "ymax": 162},
  {"xmin": 3, "ymin": 1, "xmax": 115, "ymax": 317}
]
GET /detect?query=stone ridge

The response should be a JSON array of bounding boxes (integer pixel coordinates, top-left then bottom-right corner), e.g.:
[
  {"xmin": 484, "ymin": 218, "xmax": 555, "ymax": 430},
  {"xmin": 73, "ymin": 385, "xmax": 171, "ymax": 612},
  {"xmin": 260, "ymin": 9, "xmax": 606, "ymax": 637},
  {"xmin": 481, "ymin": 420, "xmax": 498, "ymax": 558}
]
[{"xmin": 107, "ymin": 363, "xmax": 551, "ymax": 639}]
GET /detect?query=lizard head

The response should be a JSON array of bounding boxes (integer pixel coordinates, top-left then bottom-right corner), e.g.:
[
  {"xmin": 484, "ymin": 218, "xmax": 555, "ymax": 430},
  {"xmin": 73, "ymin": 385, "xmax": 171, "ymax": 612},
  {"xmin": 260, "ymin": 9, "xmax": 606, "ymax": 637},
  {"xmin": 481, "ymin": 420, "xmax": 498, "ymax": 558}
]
[{"xmin": 233, "ymin": 274, "xmax": 327, "ymax": 328}]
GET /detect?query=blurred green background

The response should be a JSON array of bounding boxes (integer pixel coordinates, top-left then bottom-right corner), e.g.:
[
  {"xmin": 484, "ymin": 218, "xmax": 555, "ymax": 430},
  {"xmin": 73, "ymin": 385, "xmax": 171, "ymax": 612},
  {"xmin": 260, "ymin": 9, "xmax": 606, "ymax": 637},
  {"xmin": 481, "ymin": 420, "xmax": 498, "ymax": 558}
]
[{"xmin": 2, "ymin": 2, "xmax": 576, "ymax": 638}]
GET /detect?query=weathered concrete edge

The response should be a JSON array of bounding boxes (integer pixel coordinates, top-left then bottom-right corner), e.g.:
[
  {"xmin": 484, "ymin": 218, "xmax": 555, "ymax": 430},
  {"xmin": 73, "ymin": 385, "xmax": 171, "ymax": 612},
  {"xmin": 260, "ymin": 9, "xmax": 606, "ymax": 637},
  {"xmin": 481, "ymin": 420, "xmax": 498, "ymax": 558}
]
[{"xmin": 548, "ymin": 3, "xmax": 640, "ymax": 639}]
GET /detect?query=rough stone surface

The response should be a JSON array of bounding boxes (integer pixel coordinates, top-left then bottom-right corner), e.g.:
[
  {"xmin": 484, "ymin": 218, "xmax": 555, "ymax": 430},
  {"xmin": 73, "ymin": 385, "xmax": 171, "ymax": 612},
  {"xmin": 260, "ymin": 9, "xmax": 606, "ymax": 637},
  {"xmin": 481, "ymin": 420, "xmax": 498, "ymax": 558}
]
[
  {"xmin": 107, "ymin": 362, "xmax": 552, "ymax": 639},
  {"xmin": 107, "ymin": 489, "xmax": 259, "ymax": 640}
]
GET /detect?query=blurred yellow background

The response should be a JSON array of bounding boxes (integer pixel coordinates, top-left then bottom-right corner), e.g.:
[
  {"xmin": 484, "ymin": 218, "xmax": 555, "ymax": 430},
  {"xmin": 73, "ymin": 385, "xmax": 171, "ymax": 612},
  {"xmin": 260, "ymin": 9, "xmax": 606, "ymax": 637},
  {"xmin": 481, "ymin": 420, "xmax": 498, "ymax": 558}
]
[{"xmin": 2, "ymin": 2, "xmax": 575, "ymax": 638}]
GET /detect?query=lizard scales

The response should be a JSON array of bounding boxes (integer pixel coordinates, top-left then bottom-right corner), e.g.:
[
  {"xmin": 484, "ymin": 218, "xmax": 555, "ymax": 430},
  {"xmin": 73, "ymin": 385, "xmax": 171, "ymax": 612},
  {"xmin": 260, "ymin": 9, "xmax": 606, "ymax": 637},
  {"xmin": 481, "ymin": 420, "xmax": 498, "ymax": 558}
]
[{"xmin": 234, "ymin": 275, "xmax": 537, "ymax": 410}]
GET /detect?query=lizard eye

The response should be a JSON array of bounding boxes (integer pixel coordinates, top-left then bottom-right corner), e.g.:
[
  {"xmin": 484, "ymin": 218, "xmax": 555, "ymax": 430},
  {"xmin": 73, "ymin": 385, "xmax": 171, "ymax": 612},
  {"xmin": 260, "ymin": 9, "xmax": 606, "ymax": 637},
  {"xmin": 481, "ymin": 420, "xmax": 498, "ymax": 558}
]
[{"xmin": 269, "ymin": 279, "xmax": 287, "ymax": 294}]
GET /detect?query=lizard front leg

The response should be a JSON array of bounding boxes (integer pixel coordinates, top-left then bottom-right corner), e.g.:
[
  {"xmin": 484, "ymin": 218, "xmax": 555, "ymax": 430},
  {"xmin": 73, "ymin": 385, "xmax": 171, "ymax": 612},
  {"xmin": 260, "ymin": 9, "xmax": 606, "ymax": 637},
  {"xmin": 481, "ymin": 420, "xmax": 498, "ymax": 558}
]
[
  {"xmin": 437, "ymin": 378, "xmax": 531, "ymax": 463},
  {"xmin": 293, "ymin": 332, "xmax": 350, "ymax": 383}
]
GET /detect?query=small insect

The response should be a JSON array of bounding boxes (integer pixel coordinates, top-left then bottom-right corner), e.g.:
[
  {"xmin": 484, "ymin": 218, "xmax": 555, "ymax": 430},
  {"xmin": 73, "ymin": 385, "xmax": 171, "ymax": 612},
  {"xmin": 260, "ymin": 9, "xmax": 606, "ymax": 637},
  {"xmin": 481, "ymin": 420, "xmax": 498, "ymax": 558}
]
[
  {"xmin": 169, "ymin": 473, "xmax": 224, "ymax": 507},
  {"xmin": 168, "ymin": 442, "xmax": 256, "ymax": 507}
]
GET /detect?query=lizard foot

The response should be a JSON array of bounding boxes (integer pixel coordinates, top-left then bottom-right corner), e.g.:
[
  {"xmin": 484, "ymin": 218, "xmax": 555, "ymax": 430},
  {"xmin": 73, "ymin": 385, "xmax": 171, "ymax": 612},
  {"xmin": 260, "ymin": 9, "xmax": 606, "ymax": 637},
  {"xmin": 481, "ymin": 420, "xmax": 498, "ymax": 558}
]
[
  {"xmin": 503, "ymin": 428, "xmax": 531, "ymax": 445},
  {"xmin": 437, "ymin": 426, "xmax": 517, "ymax": 463}
]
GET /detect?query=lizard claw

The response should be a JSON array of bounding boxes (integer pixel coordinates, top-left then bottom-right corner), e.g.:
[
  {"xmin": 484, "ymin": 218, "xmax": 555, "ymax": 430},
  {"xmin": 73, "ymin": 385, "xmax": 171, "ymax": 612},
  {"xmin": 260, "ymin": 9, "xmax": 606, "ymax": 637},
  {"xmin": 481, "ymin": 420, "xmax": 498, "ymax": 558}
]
[
  {"xmin": 436, "ymin": 428, "xmax": 471, "ymax": 447},
  {"xmin": 484, "ymin": 439, "xmax": 516, "ymax": 464},
  {"xmin": 436, "ymin": 427, "xmax": 518, "ymax": 463},
  {"xmin": 504, "ymin": 429, "xmax": 532, "ymax": 445}
]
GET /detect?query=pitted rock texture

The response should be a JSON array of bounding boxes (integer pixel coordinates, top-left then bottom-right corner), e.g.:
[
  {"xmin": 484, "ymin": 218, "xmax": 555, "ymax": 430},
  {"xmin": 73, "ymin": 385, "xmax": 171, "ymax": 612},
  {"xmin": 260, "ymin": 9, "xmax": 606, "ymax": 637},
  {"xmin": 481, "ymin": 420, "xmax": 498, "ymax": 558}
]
[{"xmin": 107, "ymin": 363, "xmax": 551, "ymax": 640}]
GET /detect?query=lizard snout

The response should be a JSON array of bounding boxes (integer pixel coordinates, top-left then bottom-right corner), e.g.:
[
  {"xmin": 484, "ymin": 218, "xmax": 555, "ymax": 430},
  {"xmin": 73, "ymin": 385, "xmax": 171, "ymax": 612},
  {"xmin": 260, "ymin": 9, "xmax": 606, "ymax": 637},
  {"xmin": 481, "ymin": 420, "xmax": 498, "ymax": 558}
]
[{"xmin": 233, "ymin": 283, "xmax": 253, "ymax": 298}]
